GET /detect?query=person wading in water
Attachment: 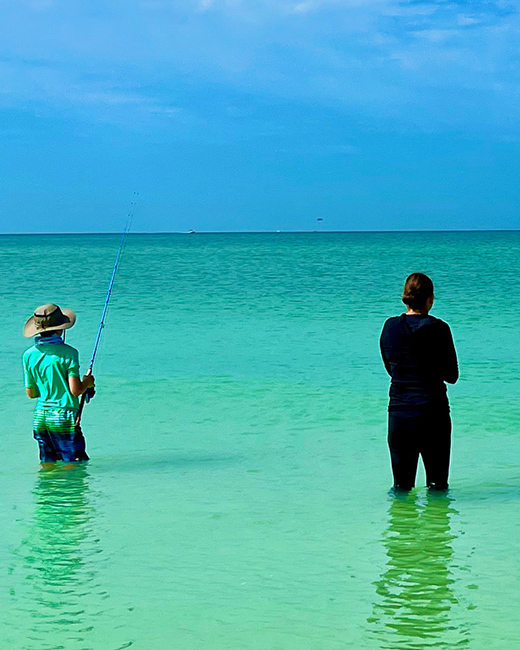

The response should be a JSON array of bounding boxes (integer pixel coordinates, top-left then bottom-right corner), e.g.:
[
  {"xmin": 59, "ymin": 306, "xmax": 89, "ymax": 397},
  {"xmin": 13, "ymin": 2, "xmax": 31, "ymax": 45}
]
[
  {"xmin": 22, "ymin": 304, "xmax": 95, "ymax": 465},
  {"xmin": 380, "ymin": 273, "xmax": 458, "ymax": 491}
]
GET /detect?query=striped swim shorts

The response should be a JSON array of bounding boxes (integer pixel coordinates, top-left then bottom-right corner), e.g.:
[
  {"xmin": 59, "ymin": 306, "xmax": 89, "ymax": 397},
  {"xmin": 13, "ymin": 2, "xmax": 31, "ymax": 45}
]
[{"xmin": 33, "ymin": 407, "xmax": 89, "ymax": 463}]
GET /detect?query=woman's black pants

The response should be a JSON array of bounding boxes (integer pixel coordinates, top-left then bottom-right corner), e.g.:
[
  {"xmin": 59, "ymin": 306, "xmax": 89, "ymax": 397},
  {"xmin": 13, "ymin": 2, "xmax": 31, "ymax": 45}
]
[{"xmin": 388, "ymin": 409, "xmax": 451, "ymax": 491}]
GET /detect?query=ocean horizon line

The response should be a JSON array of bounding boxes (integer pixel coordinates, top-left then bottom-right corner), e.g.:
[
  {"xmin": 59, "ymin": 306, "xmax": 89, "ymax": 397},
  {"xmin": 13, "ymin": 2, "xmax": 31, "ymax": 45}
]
[{"xmin": 1, "ymin": 228, "xmax": 519, "ymax": 236}]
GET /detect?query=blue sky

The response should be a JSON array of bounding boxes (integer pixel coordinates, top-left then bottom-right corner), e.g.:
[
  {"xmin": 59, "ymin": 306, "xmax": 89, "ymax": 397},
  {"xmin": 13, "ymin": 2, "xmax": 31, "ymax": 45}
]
[{"xmin": 1, "ymin": 0, "xmax": 519, "ymax": 232}]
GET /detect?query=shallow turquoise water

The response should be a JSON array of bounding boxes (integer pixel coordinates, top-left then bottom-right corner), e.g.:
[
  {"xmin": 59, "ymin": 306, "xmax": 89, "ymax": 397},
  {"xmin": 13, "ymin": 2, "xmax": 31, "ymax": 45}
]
[{"xmin": 1, "ymin": 232, "xmax": 520, "ymax": 649}]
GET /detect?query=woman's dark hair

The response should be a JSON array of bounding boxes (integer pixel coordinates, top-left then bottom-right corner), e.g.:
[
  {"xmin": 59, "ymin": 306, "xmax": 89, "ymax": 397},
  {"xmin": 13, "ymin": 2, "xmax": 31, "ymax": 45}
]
[{"xmin": 402, "ymin": 273, "xmax": 434, "ymax": 309}]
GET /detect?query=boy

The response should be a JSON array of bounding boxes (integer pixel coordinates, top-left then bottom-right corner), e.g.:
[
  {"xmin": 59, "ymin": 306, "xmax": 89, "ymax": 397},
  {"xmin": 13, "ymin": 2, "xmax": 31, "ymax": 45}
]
[{"xmin": 23, "ymin": 303, "xmax": 95, "ymax": 464}]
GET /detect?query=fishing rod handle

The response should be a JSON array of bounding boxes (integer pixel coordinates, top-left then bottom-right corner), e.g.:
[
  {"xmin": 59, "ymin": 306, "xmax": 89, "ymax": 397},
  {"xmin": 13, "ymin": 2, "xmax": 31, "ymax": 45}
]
[
  {"xmin": 75, "ymin": 393, "xmax": 87, "ymax": 427},
  {"xmin": 74, "ymin": 369, "xmax": 93, "ymax": 427}
]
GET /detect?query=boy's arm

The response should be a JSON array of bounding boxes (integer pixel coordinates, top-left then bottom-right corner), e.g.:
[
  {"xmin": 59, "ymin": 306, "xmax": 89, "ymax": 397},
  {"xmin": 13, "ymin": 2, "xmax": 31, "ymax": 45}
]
[
  {"xmin": 69, "ymin": 374, "xmax": 95, "ymax": 397},
  {"xmin": 67, "ymin": 347, "xmax": 95, "ymax": 396},
  {"xmin": 23, "ymin": 354, "xmax": 39, "ymax": 399}
]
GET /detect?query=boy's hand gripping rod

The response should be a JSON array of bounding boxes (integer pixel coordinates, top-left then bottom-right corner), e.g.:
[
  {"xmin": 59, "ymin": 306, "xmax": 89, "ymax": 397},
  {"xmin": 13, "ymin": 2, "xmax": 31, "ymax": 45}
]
[{"xmin": 75, "ymin": 198, "xmax": 136, "ymax": 427}]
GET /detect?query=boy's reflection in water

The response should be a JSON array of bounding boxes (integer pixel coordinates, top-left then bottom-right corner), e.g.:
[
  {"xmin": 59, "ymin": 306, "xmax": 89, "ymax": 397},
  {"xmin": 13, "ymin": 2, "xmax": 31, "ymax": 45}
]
[
  {"xmin": 21, "ymin": 464, "xmax": 102, "ymax": 650},
  {"xmin": 368, "ymin": 491, "xmax": 470, "ymax": 649}
]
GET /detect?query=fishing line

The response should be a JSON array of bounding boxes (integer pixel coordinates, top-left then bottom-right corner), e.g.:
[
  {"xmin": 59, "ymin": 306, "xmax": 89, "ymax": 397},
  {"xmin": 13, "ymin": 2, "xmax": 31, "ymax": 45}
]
[{"xmin": 75, "ymin": 193, "xmax": 138, "ymax": 426}]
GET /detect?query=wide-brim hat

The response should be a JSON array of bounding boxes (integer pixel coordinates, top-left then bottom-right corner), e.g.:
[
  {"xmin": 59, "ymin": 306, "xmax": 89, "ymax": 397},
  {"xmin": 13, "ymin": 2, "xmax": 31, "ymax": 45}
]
[{"xmin": 24, "ymin": 303, "xmax": 76, "ymax": 338}]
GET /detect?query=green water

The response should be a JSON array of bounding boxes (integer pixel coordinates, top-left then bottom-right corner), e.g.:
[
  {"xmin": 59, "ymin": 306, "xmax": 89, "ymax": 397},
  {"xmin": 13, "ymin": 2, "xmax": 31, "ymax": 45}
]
[{"xmin": 1, "ymin": 232, "xmax": 519, "ymax": 649}]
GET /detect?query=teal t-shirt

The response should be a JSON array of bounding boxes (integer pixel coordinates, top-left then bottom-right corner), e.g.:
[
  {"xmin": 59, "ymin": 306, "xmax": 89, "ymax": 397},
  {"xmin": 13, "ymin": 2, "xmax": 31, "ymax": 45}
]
[{"xmin": 22, "ymin": 342, "xmax": 81, "ymax": 410}]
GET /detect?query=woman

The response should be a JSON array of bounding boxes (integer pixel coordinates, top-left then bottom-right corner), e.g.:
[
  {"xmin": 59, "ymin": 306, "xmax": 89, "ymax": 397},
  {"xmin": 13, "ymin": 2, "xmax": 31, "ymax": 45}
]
[{"xmin": 380, "ymin": 273, "xmax": 458, "ymax": 491}]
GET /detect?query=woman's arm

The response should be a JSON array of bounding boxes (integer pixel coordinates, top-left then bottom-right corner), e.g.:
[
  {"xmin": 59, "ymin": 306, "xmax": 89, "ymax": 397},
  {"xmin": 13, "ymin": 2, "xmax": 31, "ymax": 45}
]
[
  {"xmin": 415, "ymin": 320, "xmax": 458, "ymax": 384},
  {"xmin": 439, "ymin": 322, "xmax": 459, "ymax": 384},
  {"xmin": 379, "ymin": 320, "xmax": 393, "ymax": 377}
]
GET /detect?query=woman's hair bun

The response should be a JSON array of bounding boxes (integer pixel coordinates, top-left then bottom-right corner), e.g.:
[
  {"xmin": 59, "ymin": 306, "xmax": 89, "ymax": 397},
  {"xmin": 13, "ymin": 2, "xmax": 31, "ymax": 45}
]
[{"xmin": 402, "ymin": 273, "xmax": 434, "ymax": 309}]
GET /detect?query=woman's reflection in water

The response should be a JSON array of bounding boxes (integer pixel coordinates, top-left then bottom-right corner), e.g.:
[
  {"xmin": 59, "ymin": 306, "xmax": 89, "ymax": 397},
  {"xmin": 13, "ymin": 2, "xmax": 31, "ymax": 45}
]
[
  {"xmin": 369, "ymin": 491, "xmax": 470, "ymax": 649},
  {"xmin": 21, "ymin": 464, "xmax": 102, "ymax": 650}
]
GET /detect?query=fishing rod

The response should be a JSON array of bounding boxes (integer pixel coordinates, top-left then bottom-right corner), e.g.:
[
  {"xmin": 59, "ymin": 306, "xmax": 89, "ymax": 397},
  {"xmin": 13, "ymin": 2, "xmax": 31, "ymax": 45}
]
[{"xmin": 75, "ymin": 195, "xmax": 138, "ymax": 426}]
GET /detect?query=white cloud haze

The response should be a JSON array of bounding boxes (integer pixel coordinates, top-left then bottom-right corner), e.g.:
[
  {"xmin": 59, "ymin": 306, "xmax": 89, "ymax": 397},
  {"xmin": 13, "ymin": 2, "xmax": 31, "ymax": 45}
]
[{"xmin": 0, "ymin": 0, "xmax": 519, "ymax": 136}]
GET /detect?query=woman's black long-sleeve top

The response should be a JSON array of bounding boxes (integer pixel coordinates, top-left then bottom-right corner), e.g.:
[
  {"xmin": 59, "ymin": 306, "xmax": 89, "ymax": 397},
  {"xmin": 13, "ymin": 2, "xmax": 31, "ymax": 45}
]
[{"xmin": 380, "ymin": 314, "xmax": 458, "ymax": 412}]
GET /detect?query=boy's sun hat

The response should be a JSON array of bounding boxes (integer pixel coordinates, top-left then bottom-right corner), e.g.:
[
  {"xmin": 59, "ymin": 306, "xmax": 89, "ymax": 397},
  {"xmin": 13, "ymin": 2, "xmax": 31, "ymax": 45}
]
[{"xmin": 24, "ymin": 303, "xmax": 76, "ymax": 338}]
